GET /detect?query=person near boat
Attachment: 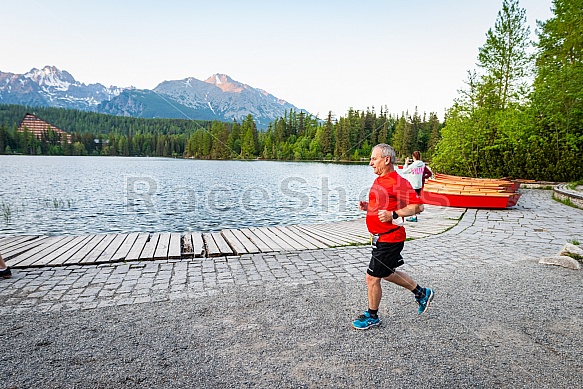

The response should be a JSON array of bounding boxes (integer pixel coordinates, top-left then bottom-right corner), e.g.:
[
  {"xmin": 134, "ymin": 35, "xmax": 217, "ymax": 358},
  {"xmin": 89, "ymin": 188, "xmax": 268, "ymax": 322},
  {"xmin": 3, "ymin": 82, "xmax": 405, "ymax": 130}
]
[
  {"xmin": 398, "ymin": 150, "xmax": 426, "ymax": 222},
  {"xmin": 352, "ymin": 143, "xmax": 434, "ymax": 330}
]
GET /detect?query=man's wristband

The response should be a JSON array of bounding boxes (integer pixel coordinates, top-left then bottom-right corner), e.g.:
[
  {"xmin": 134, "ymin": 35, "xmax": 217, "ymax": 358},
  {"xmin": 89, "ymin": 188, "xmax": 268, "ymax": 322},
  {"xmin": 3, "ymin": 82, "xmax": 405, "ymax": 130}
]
[{"xmin": 392, "ymin": 211, "xmax": 399, "ymax": 219}]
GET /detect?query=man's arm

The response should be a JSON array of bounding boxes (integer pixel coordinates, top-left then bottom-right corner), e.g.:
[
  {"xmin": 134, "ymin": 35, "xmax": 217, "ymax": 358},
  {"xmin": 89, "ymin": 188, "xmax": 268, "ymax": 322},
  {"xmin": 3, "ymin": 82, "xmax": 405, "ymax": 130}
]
[
  {"xmin": 395, "ymin": 203, "xmax": 424, "ymax": 217},
  {"xmin": 377, "ymin": 203, "xmax": 424, "ymax": 222}
]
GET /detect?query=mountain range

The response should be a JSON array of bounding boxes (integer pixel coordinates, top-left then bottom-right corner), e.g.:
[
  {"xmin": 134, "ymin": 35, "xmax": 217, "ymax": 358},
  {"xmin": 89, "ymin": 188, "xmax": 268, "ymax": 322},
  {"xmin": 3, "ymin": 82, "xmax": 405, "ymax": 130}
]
[{"xmin": 0, "ymin": 66, "xmax": 305, "ymax": 128}]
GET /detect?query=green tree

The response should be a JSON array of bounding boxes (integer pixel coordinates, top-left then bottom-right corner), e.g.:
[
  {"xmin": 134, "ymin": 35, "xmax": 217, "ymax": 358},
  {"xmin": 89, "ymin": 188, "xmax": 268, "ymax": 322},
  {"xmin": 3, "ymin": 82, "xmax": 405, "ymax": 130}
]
[
  {"xmin": 433, "ymin": 0, "xmax": 533, "ymax": 177},
  {"xmin": 426, "ymin": 112, "xmax": 442, "ymax": 158},
  {"xmin": 318, "ymin": 112, "xmax": 334, "ymax": 157},
  {"xmin": 228, "ymin": 122, "xmax": 241, "ymax": 157},
  {"xmin": 391, "ymin": 114, "xmax": 411, "ymax": 159},
  {"xmin": 478, "ymin": 0, "xmax": 532, "ymax": 109},
  {"xmin": 72, "ymin": 141, "xmax": 87, "ymax": 156},
  {"xmin": 530, "ymin": 0, "xmax": 583, "ymax": 180},
  {"xmin": 117, "ymin": 136, "xmax": 129, "ymax": 156},
  {"xmin": 210, "ymin": 121, "xmax": 230, "ymax": 159},
  {"xmin": 334, "ymin": 117, "xmax": 350, "ymax": 160},
  {"xmin": 240, "ymin": 115, "xmax": 258, "ymax": 158}
]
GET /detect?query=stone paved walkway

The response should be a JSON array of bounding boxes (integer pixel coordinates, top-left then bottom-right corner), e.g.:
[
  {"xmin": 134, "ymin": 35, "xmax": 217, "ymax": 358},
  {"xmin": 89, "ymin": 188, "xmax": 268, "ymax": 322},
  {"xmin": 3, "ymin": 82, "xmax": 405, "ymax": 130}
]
[{"xmin": 1, "ymin": 189, "xmax": 581, "ymax": 315}]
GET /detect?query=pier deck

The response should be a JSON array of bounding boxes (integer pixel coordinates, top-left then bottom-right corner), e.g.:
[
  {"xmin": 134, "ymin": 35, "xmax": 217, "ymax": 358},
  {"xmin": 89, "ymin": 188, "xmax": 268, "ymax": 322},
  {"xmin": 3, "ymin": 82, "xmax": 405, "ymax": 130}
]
[{"xmin": 0, "ymin": 205, "xmax": 464, "ymax": 268}]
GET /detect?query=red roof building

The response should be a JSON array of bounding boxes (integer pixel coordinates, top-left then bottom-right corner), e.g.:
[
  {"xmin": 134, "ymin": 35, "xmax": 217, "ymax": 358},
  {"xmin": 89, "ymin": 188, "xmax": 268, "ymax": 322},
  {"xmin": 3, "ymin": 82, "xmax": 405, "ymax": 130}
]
[{"xmin": 17, "ymin": 113, "xmax": 69, "ymax": 141}]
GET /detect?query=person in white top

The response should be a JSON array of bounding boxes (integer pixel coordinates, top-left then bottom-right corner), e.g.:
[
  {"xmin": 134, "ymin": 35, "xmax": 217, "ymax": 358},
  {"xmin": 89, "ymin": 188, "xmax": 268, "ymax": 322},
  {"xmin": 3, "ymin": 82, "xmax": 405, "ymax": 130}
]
[{"xmin": 398, "ymin": 150, "xmax": 425, "ymax": 222}]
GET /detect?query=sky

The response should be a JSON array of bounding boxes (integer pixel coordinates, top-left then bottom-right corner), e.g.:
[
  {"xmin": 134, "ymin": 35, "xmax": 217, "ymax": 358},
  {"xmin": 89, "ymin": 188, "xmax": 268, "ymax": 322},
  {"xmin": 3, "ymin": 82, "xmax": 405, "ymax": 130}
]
[{"xmin": 1, "ymin": 0, "xmax": 554, "ymax": 120}]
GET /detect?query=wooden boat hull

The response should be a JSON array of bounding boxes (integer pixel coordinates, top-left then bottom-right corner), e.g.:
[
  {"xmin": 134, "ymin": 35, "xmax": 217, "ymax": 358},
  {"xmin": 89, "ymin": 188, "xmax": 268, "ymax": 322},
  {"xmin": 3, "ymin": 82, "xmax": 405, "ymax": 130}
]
[
  {"xmin": 422, "ymin": 190, "xmax": 521, "ymax": 209},
  {"xmin": 433, "ymin": 174, "xmax": 521, "ymax": 191}
]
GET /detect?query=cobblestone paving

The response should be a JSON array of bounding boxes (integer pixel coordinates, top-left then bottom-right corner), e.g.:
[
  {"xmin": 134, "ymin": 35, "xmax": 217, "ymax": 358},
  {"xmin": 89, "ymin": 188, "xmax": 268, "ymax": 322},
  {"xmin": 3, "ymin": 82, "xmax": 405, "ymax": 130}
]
[{"xmin": 1, "ymin": 189, "xmax": 581, "ymax": 314}]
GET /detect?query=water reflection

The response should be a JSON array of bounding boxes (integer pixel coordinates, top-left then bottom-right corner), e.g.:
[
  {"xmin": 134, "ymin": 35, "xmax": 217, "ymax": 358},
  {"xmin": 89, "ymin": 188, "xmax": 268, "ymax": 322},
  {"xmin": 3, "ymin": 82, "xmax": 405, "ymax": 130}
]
[{"xmin": 0, "ymin": 156, "xmax": 375, "ymax": 235}]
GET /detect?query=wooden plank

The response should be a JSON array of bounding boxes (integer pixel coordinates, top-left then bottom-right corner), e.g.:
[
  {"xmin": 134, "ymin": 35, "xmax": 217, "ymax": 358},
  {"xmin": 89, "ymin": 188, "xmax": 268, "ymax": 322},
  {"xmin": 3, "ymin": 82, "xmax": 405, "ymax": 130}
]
[
  {"xmin": 291, "ymin": 225, "xmax": 341, "ymax": 246},
  {"xmin": 0, "ymin": 235, "xmax": 27, "ymax": 247},
  {"xmin": 211, "ymin": 232, "xmax": 233, "ymax": 256},
  {"xmin": 181, "ymin": 234, "xmax": 194, "ymax": 257},
  {"xmin": 251, "ymin": 228, "xmax": 287, "ymax": 251},
  {"xmin": 44, "ymin": 235, "xmax": 95, "ymax": 266},
  {"xmin": 298, "ymin": 225, "xmax": 353, "ymax": 245},
  {"xmin": 286, "ymin": 225, "xmax": 335, "ymax": 247},
  {"xmin": 2, "ymin": 236, "xmax": 50, "ymax": 260},
  {"xmin": 265, "ymin": 227, "xmax": 305, "ymax": 250},
  {"xmin": 168, "ymin": 233, "xmax": 182, "ymax": 259},
  {"xmin": 226, "ymin": 229, "xmax": 260, "ymax": 254},
  {"xmin": 340, "ymin": 228, "xmax": 370, "ymax": 240},
  {"xmin": 0, "ymin": 235, "xmax": 38, "ymax": 251},
  {"xmin": 13, "ymin": 236, "xmax": 77, "ymax": 268},
  {"xmin": 111, "ymin": 232, "xmax": 140, "ymax": 261},
  {"xmin": 0, "ymin": 235, "xmax": 48, "ymax": 253},
  {"xmin": 280, "ymin": 226, "xmax": 330, "ymax": 249},
  {"xmin": 153, "ymin": 232, "xmax": 171, "ymax": 260},
  {"xmin": 37, "ymin": 235, "xmax": 93, "ymax": 267},
  {"xmin": 240, "ymin": 228, "xmax": 274, "ymax": 253},
  {"xmin": 8, "ymin": 236, "xmax": 67, "ymax": 267},
  {"xmin": 203, "ymin": 233, "xmax": 221, "ymax": 257},
  {"xmin": 309, "ymin": 224, "xmax": 363, "ymax": 243},
  {"xmin": 0, "ymin": 236, "xmax": 32, "ymax": 253},
  {"xmin": 288, "ymin": 225, "xmax": 338, "ymax": 247},
  {"xmin": 320, "ymin": 224, "xmax": 369, "ymax": 243},
  {"xmin": 125, "ymin": 233, "xmax": 150, "ymax": 261},
  {"xmin": 332, "ymin": 221, "xmax": 369, "ymax": 237},
  {"xmin": 64, "ymin": 234, "xmax": 105, "ymax": 265},
  {"xmin": 95, "ymin": 234, "xmax": 129, "ymax": 263},
  {"xmin": 0, "ymin": 236, "xmax": 15, "ymax": 245},
  {"xmin": 220, "ymin": 230, "xmax": 248, "ymax": 255},
  {"xmin": 191, "ymin": 232, "xmax": 205, "ymax": 257},
  {"xmin": 328, "ymin": 222, "xmax": 370, "ymax": 238},
  {"xmin": 273, "ymin": 226, "xmax": 322, "ymax": 250},
  {"xmin": 79, "ymin": 234, "xmax": 117, "ymax": 264},
  {"xmin": 139, "ymin": 233, "xmax": 160, "ymax": 260}
]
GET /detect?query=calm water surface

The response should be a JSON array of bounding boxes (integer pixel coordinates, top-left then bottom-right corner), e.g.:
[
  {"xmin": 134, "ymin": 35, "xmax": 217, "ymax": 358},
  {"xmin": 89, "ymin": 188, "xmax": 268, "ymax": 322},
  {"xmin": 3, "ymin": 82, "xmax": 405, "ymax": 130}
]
[{"xmin": 0, "ymin": 156, "xmax": 376, "ymax": 236}]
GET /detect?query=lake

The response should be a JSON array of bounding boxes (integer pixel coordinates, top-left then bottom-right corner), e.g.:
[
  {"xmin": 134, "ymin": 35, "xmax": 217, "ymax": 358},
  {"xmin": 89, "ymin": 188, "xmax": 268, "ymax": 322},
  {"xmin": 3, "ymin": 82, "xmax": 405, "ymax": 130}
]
[{"xmin": 0, "ymin": 156, "xmax": 376, "ymax": 236}]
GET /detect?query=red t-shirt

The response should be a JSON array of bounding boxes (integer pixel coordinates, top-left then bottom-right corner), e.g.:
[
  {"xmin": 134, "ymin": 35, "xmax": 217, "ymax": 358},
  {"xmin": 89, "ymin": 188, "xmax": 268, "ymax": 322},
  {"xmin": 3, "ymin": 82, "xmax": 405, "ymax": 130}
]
[{"xmin": 365, "ymin": 170, "xmax": 422, "ymax": 243}]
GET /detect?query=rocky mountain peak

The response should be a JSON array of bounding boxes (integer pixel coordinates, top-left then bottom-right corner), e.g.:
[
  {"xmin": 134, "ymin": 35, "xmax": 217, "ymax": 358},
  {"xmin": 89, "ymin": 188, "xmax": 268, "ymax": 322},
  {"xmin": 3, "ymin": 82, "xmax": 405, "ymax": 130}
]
[
  {"xmin": 24, "ymin": 65, "xmax": 76, "ymax": 90},
  {"xmin": 204, "ymin": 73, "xmax": 245, "ymax": 93}
]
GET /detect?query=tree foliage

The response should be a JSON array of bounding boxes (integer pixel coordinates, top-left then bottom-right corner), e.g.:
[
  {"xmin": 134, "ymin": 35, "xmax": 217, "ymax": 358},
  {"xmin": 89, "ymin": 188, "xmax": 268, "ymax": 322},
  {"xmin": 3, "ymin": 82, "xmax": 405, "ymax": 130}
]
[
  {"xmin": 530, "ymin": 0, "xmax": 583, "ymax": 180},
  {"xmin": 433, "ymin": 0, "xmax": 582, "ymax": 181}
]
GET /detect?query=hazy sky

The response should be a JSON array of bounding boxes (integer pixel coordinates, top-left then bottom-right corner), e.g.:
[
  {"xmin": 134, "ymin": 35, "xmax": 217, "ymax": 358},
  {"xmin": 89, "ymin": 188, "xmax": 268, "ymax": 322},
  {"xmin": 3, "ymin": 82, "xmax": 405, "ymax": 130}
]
[{"xmin": 1, "ymin": 0, "xmax": 553, "ymax": 120}]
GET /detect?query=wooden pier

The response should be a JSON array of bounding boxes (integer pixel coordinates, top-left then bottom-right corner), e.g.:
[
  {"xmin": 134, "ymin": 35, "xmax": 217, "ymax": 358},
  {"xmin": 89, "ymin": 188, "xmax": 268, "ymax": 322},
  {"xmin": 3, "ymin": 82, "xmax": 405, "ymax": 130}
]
[{"xmin": 0, "ymin": 206, "xmax": 465, "ymax": 269}]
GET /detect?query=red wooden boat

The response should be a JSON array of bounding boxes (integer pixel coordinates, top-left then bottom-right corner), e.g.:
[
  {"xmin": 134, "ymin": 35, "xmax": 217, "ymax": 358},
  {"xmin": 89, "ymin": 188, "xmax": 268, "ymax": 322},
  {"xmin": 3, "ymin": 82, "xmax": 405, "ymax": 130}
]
[
  {"xmin": 433, "ymin": 173, "xmax": 522, "ymax": 192},
  {"xmin": 422, "ymin": 174, "xmax": 521, "ymax": 209},
  {"xmin": 422, "ymin": 190, "xmax": 521, "ymax": 208}
]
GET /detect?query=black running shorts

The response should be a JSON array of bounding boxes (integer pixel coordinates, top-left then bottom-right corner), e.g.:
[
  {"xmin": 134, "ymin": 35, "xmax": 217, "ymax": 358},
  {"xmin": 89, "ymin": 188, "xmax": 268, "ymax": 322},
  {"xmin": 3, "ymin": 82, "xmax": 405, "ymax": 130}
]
[{"xmin": 367, "ymin": 241, "xmax": 405, "ymax": 278}]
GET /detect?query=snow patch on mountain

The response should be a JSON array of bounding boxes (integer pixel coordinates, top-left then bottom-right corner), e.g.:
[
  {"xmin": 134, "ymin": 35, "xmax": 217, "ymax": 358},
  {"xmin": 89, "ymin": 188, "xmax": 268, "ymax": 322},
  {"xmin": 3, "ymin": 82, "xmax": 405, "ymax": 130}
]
[{"xmin": 24, "ymin": 66, "xmax": 73, "ymax": 91}]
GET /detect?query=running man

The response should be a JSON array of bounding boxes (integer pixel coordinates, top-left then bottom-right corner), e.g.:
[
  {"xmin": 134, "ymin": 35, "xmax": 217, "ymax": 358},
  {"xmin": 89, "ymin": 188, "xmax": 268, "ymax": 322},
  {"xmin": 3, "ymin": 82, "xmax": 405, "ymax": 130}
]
[{"xmin": 353, "ymin": 143, "xmax": 433, "ymax": 330}]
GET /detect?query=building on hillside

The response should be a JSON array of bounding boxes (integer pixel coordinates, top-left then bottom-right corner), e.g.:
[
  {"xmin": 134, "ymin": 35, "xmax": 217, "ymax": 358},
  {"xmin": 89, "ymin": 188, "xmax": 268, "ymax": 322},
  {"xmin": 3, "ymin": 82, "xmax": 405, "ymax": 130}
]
[{"xmin": 17, "ymin": 113, "xmax": 70, "ymax": 142}]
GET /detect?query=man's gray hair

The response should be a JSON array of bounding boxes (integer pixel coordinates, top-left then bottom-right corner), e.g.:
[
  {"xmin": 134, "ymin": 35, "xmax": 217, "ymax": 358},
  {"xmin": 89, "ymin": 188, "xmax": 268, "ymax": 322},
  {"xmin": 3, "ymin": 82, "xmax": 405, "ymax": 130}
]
[{"xmin": 373, "ymin": 143, "xmax": 396, "ymax": 164}]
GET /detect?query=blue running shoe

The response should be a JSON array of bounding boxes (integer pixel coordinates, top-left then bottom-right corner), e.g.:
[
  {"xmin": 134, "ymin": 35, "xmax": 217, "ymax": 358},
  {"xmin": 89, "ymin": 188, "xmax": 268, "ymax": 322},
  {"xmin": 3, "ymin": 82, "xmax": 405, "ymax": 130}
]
[
  {"xmin": 416, "ymin": 288, "xmax": 434, "ymax": 314},
  {"xmin": 352, "ymin": 311, "xmax": 380, "ymax": 330}
]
